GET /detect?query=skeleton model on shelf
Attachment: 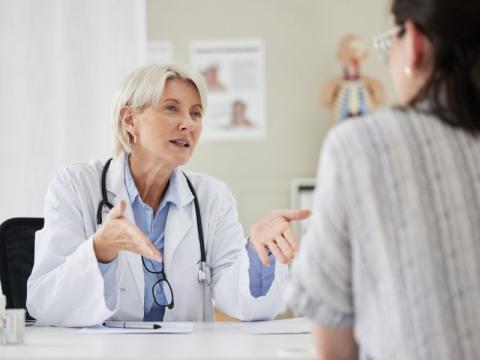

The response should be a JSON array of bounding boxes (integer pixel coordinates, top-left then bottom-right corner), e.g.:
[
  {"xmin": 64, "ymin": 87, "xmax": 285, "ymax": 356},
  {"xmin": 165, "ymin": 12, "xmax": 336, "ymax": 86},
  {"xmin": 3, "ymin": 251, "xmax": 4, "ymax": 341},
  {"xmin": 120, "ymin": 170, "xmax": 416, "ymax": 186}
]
[{"xmin": 321, "ymin": 34, "xmax": 385, "ymax": 122}]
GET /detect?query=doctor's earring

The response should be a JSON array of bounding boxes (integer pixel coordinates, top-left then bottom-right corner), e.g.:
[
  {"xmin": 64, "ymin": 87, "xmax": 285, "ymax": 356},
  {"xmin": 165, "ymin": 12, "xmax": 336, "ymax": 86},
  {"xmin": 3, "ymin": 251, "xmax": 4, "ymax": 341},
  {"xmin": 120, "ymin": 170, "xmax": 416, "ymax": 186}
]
[{"xmin": 404, "ymin": 66, "xmax": 413, "ymax": 77}]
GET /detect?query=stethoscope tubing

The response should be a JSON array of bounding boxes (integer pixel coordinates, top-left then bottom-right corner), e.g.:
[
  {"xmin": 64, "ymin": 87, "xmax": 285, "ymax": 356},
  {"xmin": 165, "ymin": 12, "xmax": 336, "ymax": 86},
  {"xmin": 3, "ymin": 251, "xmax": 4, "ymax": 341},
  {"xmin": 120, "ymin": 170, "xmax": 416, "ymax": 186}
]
[{"xmin": 96, "ymin": 158, "xmax": 207, "ymax": 269}]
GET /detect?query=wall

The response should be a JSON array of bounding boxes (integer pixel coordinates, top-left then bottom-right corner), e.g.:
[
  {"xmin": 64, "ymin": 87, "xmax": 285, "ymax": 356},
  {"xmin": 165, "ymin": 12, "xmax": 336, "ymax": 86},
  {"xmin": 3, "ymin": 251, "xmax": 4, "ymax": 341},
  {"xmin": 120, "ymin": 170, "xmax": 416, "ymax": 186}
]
[
  {"xmin": 146, "ymin": 0, "xmax": 395, "ymax": 231},
  {"xmin": 0, "ymin": 1, "xmax": 146, "ymax": 222}
]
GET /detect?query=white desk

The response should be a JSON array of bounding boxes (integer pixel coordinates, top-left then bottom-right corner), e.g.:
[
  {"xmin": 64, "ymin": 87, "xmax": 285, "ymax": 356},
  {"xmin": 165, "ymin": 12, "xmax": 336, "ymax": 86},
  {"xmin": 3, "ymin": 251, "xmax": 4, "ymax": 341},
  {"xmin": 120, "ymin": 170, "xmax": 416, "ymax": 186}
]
[{"xmin": 0, "ymin": 322, "xmax": 315, "ymax": 359}]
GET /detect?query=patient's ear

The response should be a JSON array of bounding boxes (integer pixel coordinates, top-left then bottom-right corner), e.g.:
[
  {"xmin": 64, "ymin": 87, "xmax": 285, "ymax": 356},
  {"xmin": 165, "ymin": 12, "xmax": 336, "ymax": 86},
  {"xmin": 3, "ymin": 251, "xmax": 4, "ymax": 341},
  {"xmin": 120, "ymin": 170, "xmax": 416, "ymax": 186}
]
[{"xmin": 404, "ymin": 20, "xmax": 428, "ymax": 72}]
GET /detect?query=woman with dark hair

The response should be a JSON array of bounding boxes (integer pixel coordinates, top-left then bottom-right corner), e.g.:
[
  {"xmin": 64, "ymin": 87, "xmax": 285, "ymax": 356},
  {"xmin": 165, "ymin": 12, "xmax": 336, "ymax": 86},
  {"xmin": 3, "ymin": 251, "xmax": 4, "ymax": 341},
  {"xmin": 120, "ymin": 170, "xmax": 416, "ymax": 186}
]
[{"xmin": 287, "ymin": 0, "xmax": 480, "ymax": 358}]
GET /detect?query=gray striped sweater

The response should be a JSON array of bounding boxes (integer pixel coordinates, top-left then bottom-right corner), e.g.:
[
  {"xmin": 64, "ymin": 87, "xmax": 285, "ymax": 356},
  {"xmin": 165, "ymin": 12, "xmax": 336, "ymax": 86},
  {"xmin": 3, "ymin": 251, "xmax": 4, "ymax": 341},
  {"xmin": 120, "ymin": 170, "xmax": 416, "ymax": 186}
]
[{"xmin": 287, "ymin": 107, "xmax": 480, "ymax": 359}]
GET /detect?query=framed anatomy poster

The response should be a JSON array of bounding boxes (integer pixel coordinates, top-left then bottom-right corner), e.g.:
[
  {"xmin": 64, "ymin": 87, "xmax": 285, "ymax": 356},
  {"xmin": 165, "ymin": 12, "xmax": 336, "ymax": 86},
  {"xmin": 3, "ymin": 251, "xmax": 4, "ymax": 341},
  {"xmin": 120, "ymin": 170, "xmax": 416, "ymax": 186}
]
[{"xmin": 189, "ymin": 39, "xmax": 267, "ymax": 142}]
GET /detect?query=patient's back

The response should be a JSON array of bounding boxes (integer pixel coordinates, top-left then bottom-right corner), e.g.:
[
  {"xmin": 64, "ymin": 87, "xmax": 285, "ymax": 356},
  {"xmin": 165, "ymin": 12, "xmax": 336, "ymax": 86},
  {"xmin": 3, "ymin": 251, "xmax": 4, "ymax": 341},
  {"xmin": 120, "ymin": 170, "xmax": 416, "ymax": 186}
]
[{"xmin": 342, "ymin": 108, "xmax": 480, "ymax": 359}]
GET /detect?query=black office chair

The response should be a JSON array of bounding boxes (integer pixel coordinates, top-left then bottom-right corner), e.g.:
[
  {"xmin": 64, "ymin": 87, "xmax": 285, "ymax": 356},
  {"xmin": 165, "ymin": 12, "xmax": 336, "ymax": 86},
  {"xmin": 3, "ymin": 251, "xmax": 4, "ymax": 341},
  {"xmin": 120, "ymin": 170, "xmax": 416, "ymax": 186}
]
[{"xmin": 0, "ymin": 217, "xmax": 44, "ymax": 320}]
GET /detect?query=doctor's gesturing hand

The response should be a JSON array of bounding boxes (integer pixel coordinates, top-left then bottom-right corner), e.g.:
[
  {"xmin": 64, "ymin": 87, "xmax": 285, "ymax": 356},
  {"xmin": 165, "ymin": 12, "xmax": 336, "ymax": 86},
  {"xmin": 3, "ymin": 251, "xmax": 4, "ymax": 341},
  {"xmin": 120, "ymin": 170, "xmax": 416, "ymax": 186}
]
[
  {"xmin": 93, "ymin": 200, "xmax": 162, "ymax": 263},
  {"xmin": 249, "ymin": 209, "xmax": 311, "ymax": 266}
]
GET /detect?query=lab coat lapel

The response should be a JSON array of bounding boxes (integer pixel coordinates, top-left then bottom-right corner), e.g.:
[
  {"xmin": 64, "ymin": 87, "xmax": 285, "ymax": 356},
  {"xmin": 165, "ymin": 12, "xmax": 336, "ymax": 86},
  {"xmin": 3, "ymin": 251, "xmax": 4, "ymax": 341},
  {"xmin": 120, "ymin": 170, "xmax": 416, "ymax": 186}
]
[
  {"xmin": 105, "ymin": 156, "xmax": 144, "ymax": 301},
  {"xmin": 164, "ymin": 173, "xmax": 194, "ymax": 272}
]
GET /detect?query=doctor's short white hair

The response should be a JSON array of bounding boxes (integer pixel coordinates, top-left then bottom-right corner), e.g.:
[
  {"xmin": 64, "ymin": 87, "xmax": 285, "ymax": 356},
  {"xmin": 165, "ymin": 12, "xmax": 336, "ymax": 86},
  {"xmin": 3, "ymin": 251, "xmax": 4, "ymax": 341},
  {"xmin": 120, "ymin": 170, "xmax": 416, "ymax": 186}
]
[{"xmin": 112, "ymin": 63, "xmax": 208, "ymax": 157}]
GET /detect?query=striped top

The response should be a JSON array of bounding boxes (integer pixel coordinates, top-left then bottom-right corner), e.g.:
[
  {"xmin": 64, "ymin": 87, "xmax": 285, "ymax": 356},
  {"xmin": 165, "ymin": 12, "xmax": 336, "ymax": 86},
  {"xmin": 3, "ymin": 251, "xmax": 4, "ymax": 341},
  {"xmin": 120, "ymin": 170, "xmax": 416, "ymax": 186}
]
[{"xmin": 287, "ymin": 107, "xmax": 480, "ymax": 359}]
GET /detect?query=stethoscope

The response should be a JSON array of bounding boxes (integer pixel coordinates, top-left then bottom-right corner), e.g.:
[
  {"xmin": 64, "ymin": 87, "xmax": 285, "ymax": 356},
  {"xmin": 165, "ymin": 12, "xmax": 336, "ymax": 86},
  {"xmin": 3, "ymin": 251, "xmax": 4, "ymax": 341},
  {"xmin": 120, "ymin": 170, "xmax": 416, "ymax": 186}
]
[{"xmin": 95, "ymin": 158, "xmax": 211, "ymax": 292}]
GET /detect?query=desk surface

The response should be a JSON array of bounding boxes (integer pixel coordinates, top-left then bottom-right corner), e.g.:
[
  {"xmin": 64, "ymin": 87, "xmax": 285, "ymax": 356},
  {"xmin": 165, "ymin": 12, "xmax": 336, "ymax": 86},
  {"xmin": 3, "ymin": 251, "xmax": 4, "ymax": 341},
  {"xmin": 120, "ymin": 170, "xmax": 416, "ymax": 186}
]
[{"xmin": 0, "ymin": 322, "xmax": 315, "ymax": 360}]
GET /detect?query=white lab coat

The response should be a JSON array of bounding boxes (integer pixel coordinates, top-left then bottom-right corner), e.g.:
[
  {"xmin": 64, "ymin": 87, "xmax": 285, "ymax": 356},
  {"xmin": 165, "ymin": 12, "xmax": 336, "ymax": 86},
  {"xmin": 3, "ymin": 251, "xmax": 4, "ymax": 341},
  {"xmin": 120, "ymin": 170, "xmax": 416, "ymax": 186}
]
[{"xmin": 26, "ymin": 156, "xmax": 288, "ymax": 327}]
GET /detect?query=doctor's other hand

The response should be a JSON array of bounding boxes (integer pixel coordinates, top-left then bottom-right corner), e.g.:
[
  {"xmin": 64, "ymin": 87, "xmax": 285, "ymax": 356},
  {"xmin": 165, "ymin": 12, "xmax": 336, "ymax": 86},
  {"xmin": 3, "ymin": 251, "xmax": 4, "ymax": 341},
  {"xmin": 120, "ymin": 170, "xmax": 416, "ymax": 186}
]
[
  {"xmin": 93, "ymin": 200, "xmax": 162, "ymax": 263},
  {"xmin": 249, "ymin": 209, "xmax": 311, "ymax": 266}
]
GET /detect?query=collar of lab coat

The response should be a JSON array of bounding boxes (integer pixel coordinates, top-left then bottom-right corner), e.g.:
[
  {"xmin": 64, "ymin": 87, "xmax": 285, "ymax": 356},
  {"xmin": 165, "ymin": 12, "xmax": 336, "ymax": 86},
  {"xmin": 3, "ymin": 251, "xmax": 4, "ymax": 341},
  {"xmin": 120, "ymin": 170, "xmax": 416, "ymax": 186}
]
[
  {"xmin": 106, "ymin": 156, "xmax": 194, "ymax": 207},
  {"xmin": 103, "ymin": 156, "xmax": 196, "ymax": 300}
]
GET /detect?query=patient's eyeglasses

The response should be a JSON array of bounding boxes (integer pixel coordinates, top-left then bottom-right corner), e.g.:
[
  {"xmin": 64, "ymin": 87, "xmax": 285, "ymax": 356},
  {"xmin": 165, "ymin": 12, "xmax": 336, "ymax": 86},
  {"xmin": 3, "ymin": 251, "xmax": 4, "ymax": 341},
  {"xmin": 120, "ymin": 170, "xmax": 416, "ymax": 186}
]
[
  {"xmin": 373, "ymin": 25, "xmax": 405, "ymax": 63},
  {"xmin": 142, "ymin": 257, "xmax": 174, "ymax": 309}
]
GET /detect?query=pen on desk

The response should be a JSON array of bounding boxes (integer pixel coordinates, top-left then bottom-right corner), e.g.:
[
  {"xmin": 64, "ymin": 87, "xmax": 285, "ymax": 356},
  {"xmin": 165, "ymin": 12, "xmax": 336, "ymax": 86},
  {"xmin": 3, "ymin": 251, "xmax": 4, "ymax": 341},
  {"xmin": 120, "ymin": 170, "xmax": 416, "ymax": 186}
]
[{"xmin": 103, "ymin": 321, "xmax": 162, "ymax": 330}]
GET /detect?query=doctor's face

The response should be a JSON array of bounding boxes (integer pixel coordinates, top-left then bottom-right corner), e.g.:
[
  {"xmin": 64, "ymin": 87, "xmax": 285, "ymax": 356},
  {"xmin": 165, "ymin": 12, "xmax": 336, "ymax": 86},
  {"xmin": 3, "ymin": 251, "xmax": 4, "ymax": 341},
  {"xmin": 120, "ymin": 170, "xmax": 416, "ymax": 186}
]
[{"xmin": 130, "ymin": 78, "xmax": 203, "ymax": 168}]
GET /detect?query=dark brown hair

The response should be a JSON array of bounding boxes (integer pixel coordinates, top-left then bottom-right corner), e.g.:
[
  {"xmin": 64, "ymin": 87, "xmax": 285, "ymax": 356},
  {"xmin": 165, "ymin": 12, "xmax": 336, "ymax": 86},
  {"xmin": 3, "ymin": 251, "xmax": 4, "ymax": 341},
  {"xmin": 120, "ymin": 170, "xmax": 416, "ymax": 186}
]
[{"xmin": 392, "ymin": 0, "xmax": 480, "ymax": 133}]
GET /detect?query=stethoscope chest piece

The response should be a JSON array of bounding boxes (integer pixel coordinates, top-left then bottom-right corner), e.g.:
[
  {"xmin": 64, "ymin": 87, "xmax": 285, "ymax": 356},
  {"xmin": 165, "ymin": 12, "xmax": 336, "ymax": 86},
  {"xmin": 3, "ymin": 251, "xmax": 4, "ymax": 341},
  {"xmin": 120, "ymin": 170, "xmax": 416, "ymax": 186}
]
[{"xmin": 197, "ymin": 261, "xmax": 212, "ymax": 285}]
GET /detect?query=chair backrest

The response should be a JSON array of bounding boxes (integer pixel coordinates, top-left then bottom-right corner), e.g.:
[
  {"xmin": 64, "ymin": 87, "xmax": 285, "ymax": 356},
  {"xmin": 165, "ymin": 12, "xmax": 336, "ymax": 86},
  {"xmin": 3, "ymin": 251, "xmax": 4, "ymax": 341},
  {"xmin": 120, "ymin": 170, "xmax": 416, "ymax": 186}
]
[{"xmin": 0, "ymin": 217, "xmax": 44, "ymax": 320}]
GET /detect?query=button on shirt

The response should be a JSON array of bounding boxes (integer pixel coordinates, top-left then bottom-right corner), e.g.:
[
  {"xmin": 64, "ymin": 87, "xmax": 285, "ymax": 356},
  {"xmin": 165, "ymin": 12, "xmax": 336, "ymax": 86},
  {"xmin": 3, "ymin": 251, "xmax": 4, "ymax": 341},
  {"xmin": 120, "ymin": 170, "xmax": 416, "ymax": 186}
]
[{"xmin": 99, "ymin": 159, "xmax": 276, "ymax": 321}]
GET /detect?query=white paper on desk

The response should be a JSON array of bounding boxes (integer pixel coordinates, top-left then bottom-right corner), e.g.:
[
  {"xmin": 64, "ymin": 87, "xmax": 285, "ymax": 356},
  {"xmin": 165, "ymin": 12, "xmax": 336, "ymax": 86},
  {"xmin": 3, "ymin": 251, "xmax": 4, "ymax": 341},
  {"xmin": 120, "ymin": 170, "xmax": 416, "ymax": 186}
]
[
  {"xmin": 78, "ymin": 322, "xmax": 194, "ymax": 334},
  {"xmin": 231, "ymin": 317, "xmax": 311, "ymax": 335}
]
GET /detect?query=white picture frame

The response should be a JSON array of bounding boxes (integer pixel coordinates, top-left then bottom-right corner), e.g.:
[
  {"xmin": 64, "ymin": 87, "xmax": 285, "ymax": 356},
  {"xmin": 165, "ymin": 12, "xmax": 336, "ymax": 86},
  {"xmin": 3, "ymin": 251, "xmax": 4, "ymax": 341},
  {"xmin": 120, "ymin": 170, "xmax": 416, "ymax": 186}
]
[{"xmin": 290, "ymin": 178, "xmax": 316, "ymax": 238}]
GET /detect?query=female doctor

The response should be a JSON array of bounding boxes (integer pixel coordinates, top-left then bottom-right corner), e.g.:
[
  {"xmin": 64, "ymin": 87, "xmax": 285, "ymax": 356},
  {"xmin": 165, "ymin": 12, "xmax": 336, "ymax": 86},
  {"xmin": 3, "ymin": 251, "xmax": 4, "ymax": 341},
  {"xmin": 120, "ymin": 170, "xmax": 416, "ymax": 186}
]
[{"xmin": 26, "ymin": 64, "xmax": 310, "ymax": 327}]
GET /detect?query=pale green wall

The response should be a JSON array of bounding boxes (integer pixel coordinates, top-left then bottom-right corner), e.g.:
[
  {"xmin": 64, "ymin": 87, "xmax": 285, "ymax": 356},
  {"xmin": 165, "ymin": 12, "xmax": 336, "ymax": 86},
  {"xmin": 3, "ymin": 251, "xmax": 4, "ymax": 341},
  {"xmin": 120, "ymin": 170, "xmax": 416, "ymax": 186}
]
[{"xmin": 146, "ymin": 0, "xmax": 395, "ymax": 232}]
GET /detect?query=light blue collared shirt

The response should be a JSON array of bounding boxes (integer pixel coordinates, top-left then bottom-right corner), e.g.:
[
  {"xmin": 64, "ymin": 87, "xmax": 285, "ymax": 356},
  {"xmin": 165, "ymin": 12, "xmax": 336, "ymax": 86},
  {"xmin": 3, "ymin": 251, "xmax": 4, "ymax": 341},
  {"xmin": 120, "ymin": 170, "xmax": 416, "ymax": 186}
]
[
  {"xmin": 100, "ymin": 158, "xmax": 276, "ymax": 321},
  {"xmin": 123, "ymin": 160, "xmax": 177, "ymax": 321}
]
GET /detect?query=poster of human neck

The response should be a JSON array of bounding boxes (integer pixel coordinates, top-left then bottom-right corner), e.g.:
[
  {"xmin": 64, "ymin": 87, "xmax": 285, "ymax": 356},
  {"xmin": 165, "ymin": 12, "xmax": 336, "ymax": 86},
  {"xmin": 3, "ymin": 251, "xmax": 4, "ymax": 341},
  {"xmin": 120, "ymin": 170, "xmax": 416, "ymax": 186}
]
[{"xmin": 190, "ymin": 39, "xmax": 267, "ymax": 142}]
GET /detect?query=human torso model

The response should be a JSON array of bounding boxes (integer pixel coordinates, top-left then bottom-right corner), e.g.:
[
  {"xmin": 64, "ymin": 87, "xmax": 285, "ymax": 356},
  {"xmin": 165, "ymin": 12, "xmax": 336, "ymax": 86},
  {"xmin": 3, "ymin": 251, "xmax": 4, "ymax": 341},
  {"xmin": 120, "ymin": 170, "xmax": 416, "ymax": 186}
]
[{"xmin": 321, "ymin": 35, "xmax": 385, "ymax": 122}]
